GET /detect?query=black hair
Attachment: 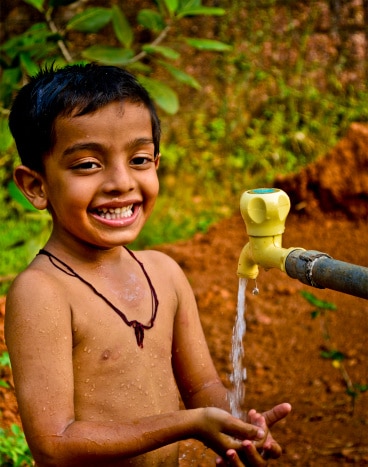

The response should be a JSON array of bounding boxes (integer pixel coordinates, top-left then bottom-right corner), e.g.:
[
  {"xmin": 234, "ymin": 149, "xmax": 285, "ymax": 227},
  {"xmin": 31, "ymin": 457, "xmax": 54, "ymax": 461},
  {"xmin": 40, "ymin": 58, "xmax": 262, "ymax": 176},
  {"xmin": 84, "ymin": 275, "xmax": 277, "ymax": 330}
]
[{"xmin": 9, "ymin": 63, "xmax": 161, "ymax": 172}]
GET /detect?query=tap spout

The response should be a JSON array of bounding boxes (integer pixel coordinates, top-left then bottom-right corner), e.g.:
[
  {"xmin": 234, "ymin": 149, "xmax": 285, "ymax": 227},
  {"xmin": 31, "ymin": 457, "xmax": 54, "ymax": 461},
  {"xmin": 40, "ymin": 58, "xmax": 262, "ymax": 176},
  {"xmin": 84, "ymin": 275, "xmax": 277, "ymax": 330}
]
[
  {"xmin": 237, "ymin": 188, "xmax": 303, "ymax": 279},
  {"xmin": 237, "ymin": 235, "xmax": 303, "ymax": 279},
  {"xmin": 237, "ymin": 188, "xmax": 368, "ymax": 300}
]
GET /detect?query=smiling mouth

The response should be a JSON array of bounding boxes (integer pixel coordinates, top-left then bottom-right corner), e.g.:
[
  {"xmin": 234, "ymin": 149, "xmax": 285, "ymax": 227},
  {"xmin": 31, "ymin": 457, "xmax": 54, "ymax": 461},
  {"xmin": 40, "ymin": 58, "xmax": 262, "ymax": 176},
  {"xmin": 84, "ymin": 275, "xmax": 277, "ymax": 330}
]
[{"xmin": 95, "ymin": 205, "xmax": 134, "ymax": 220}]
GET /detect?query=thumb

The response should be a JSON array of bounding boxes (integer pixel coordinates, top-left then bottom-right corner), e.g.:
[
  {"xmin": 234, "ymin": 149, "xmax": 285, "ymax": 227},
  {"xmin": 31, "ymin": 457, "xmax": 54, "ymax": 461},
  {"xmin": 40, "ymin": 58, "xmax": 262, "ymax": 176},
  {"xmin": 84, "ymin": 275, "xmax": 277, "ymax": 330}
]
[{"xmin": 262, "ymin": 403, "xmax": 292, "ymax": 429}]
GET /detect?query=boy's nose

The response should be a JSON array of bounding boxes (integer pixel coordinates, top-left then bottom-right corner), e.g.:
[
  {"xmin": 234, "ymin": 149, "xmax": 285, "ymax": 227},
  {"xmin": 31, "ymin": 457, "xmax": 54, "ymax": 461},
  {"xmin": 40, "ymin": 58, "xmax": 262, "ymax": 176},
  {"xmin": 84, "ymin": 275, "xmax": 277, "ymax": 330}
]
[{"xmin": 102, "ymin": 162, "xmax": 135, "ymax": 194}]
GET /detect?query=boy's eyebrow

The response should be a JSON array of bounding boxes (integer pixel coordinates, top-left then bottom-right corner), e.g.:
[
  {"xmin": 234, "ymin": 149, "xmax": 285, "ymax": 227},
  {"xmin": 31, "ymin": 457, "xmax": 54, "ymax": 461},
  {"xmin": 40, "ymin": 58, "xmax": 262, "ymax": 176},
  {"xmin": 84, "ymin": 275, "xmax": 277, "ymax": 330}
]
[
  {"xmin": 126, "ymin": 137, "xmax": 154, "ymax": 149},
  {"xmin": 62, "ymin": 138, "xmax": 154, "ymax": 157},
  {"xmin": 62, "ymin": 142, "xmax": 103, "ymax": 157}
]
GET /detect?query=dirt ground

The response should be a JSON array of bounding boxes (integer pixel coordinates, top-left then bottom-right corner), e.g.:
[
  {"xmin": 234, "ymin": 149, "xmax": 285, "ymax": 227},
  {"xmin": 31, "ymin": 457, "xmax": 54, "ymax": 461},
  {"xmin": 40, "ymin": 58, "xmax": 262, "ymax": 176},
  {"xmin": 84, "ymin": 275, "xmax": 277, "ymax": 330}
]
[{"xmin": 0, "ymin": 123, "xmax": 367, "ymax": 465}]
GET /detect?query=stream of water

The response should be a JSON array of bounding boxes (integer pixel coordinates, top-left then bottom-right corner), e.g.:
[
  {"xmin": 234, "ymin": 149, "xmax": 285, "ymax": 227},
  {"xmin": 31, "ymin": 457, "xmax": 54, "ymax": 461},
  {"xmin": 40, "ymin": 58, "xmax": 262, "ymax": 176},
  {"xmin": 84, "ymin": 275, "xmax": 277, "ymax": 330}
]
[{"xmin": 229, "ymin": 277, "xmax": 247, "ymax": 418}]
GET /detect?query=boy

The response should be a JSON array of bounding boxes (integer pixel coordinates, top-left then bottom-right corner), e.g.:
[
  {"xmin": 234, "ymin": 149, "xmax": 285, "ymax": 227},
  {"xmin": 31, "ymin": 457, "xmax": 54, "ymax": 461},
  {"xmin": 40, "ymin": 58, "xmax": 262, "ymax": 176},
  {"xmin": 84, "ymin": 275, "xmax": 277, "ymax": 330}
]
[{"xmin": 5, "ymin": 64, "xmax": 291, "ymax": 466}]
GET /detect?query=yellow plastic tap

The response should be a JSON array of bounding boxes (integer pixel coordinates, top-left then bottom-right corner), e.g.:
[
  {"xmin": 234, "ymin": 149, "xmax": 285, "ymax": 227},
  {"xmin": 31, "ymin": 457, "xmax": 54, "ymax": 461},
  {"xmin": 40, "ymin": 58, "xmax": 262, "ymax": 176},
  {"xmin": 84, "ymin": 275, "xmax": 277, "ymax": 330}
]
[{"xmin": 237, "ymin": 188, "xmax": 304, "ymax": 279}]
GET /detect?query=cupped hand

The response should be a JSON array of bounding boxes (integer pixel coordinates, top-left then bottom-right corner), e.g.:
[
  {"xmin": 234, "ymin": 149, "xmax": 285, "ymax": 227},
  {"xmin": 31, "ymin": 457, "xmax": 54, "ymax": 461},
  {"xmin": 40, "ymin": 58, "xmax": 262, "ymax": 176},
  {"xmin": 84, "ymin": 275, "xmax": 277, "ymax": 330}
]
[
  {"xmin": 197, "ymin": 407, "xmax": 266, "ymax": 457},
  {"xmin": 215, "ymin": 403, "xmax": 292, "ymax": 466},
  {"xmin": 216, "ymin": 441, "xmax": 268, "ymax": 467},
  {"xmin": 259, "ymin": 403, "xmax": 292, "ymax": 458}
]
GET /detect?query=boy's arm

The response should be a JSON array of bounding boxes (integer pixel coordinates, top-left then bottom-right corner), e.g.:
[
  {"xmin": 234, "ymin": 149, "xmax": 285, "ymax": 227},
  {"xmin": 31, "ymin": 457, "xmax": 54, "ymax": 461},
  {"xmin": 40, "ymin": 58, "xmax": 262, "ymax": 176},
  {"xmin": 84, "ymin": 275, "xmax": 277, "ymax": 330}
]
[
  {"xmin": 5, "ymin": 268, "xmax": 264, "ymax": 466},
  {"xmin": 170, "ymin": 260, "xmax": 291, "ymax": 463},
  {"xmin": 170, "ymin": 261, "xmax": 236, "ymax": 411}
]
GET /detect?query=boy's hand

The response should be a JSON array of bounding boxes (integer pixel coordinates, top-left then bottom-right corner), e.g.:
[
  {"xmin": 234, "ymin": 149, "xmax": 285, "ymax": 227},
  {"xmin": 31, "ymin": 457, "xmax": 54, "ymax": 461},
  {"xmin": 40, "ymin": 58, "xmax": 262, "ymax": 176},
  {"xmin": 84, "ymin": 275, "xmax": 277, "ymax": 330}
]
[
  {"xmin": 215, "ymin": 403, "xmax": 291, "ymax": 466},
  {"xmin": 215, "ymin": 442, "xmax": 268, "ymax": 467},
  {"xmin": 197, "ymin": 407, "xmax": 266, "ymax": 457},
  {"xmin": 258, "ymin": 402, "xmax": 292, "ymax": 459}
]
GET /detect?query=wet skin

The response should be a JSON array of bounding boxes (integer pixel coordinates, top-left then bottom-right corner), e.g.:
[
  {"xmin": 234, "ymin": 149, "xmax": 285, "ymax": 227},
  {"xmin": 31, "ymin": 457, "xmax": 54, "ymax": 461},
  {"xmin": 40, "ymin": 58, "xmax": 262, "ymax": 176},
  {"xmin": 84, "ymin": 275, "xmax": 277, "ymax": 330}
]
[
  {"xmin": 6, "ymin": 101, "xmax": 290, "ymax": 466},
  {"xmin": 39, "ymin": 101, "xmax": 160, "ymax": 252}
]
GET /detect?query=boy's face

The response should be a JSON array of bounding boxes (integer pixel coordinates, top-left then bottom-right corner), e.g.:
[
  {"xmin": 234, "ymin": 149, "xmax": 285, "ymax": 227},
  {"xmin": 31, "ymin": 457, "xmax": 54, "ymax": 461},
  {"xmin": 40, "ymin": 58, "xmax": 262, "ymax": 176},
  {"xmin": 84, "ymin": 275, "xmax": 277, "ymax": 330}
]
[{"xmin": 40, "ymin": 101, "xmax": 160, "ymax": 249}]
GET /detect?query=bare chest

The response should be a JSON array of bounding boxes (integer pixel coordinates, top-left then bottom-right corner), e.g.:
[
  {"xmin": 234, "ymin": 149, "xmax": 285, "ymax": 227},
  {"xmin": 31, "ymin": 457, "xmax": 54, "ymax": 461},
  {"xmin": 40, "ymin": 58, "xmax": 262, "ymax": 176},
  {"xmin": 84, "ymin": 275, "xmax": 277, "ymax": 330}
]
[{"xmin": 64, "ymin": 274, "xmax": 179, "ymax": 419}]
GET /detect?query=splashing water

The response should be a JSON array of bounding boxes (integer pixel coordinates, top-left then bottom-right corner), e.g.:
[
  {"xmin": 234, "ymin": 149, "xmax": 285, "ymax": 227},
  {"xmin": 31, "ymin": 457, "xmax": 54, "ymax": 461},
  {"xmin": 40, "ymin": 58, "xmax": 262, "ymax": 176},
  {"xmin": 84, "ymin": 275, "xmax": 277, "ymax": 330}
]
[{"xmin": 229, "ymin": 277, "xmax": 247, "ymax": 418}]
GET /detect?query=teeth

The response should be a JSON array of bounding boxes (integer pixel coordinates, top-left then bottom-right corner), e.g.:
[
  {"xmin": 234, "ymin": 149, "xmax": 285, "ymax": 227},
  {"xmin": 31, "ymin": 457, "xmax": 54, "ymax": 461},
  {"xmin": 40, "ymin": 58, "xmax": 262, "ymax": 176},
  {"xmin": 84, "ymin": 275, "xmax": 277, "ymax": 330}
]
[{"xmin": 97, "ymin": 205, "xmax": 133, "ymax": 219}]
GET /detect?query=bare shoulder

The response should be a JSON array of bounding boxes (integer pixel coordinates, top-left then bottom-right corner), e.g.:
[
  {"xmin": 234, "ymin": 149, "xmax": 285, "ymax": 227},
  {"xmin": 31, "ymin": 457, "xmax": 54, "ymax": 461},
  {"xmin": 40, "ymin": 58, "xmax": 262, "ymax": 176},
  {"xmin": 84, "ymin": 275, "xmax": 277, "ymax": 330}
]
[
  {"xmin": 7, "ymin": 259, "xmax": 64, "ymax": 302},
  {"xmin": 5, "ymin": 259, "xmax": 70, "ymax": 330},
  {"xmin": 132, "ymin": 249, "xmax": 190, "ymax": 294},
  {"xmin": 134, "ymin": 249, "xmax": 184, "ymax": 276}
]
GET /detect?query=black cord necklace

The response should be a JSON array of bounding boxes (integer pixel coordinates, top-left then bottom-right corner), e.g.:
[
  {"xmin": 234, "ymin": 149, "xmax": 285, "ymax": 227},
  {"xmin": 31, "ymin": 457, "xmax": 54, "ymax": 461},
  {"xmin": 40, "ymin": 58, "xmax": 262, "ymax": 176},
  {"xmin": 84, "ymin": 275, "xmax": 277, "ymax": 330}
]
[{"xmin": 37, "ymin": 247, "xmax": 159, "ymax": 348}]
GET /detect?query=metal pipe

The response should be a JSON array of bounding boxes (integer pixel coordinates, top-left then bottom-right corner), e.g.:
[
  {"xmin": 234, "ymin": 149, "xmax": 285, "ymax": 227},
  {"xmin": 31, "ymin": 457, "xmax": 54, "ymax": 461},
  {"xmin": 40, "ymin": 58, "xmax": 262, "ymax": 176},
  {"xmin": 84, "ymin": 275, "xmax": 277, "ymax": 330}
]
[
  {"xmin": 238, "ymin": 188, "xmax": 368, "ymax": 300},
  {"xmin": 285, "ymin": 250, "xmax": 368, "ymax": 300}
]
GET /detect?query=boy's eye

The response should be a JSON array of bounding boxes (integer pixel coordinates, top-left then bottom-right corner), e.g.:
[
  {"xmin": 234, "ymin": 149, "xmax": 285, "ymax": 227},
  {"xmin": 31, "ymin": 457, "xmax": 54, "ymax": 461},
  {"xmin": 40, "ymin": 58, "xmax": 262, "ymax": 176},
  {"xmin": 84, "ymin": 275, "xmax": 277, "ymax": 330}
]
[
  {"xmin": 72, "ymin": 161, "xmax": 100, "ymax": 170},
  {"xmin": 130, "ymin": 155, "xmax": 154, "ymax": 167}
]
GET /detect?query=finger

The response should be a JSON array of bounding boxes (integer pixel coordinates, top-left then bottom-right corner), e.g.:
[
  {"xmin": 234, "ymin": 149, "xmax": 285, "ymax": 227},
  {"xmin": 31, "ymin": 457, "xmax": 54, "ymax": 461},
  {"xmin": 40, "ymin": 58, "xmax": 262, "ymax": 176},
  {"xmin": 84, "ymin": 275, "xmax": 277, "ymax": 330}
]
[
  {"xmin": 262, "ymin": 403, "xmax": 292, "ymax": 428},
  {"xmin": 225, "ymin": 421, "xmax": 266, "ymax": 443},
  {"xmin": 224, "ymin": 449, "xmax": 249, "ymax": 467},
  {"xmin": 238, "ymin": 441, "xmax": 267, "ymax": 466},
  {"xmin": 251, "ymin": 413, "xmax": 266, "ymax": 429},
  {"xmin": 215, "ymin": 451, "xmax": 242, "ymax": 466},
  {"xmin": 246, "ymin": 408, "xmax": 257, "ymax": 422},
  {"xmin": 262, "ymin": 439, "xmax": 283, "ymax": 459},
  {"xmin": 215, "ymin": 456, "xmax": 226, "ymax": 466}
]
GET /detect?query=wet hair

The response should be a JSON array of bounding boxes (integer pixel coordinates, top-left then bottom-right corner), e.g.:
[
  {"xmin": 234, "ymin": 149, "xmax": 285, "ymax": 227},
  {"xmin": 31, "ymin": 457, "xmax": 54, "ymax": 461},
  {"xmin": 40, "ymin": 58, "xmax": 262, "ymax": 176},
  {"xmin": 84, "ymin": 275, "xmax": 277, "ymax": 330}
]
[{"xmin": 9, "ymin": 63, "xmax": 161, "ymax": 172}]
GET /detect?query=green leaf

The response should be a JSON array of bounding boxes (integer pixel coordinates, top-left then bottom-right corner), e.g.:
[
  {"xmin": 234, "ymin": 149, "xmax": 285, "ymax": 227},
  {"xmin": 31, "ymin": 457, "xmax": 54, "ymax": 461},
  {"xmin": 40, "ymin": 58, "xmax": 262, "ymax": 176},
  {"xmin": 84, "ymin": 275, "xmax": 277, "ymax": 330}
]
[
  {"xmin": 0, "ymin": 68, "xmax": 22, "ymax": 107},
  {"xmin": 0, "ymin": 351, "xmax": 11, "ymax": 367},
  {"xmin": 82, "ymin": 46, "xmax": 134, "ymax": 65},
  {"xmin": 163, "ymin": 0, "xmax": 179, "ymax": 14},
  {"xmin": 0, "ymin": 117, "xmax": 13, "ymax": 152},
  {"xmin": 159, "ymin": 61, "xmax": 201, "ymax": 89},
  {"xmin": 8, "ymin": 181, "xmax": 39, "ymax": 212},
  {"xmin": 137, "ymin": 76, "xmax": 179, "ymax": 114},
  {"xmin": 178, "ymin": 0, "xmax": 201, "ymax": 8},
  {"xmin": 320, "ymin": 349, "xmax": 345, "ymax": 361},
  {"xmin": 354, "ymin": 383, "xmax": 368, "ymax": 393},
  {"xmin": 177, "ymin": 7, "xmax": 225, "ymax": 18},
  {"xmin": 50, "ymin": 0, "xmax": 79, "ymax": 6},
  {"xmin": 112, "ymin": 5, "xmax": 133, "ymax": 48},
  {"xmin": 185, "ymin": 38, "xmax": 232, "ymax": 52},
  {"xmin": 23, "ymin": 0, "xmax": 45, "ymax": 13},
  {"xmin": 19, "ymin": 52, "xmax": 39, "ymax": 77},
  {"xmin": 66, "ymin": 8, "xmax": 112, "ymax": 33},
  {"xmin": 137, "ymin": 9, "xmax": 166, "ymax": 32},
  {"xmin": 0, "ymin": 23, "xmax": 54, "ymax": 60},
  {"xmin": 300, "ymin": 290, "xmax": 337, "ymax": 310},
  {"xmin": 142, "ymin": 45, "xmax": 180, "ymax": 60}
]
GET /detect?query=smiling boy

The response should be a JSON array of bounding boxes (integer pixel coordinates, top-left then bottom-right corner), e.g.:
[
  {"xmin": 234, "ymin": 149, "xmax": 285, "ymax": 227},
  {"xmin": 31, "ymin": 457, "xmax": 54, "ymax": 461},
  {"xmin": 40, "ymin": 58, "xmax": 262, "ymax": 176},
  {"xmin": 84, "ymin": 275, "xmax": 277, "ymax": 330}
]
[{"xmin": 5, "ymin": 64, "xmax": 291, "ymax": 466}]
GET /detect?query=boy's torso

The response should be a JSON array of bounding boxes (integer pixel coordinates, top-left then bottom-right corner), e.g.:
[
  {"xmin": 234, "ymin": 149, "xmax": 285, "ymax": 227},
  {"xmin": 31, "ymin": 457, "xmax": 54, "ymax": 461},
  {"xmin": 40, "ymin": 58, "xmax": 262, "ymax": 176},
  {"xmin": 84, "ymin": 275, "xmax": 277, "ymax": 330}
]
[{"xmin": 31, "ymin": 250, "xmax": 182, "ymax": 466}]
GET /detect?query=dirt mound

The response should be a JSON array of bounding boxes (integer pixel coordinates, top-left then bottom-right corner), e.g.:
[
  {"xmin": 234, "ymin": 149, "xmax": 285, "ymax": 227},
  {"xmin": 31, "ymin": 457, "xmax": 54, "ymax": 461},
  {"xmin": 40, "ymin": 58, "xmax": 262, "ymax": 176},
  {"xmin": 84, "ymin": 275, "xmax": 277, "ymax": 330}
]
[{"xmin": 275, "ymin": 123, "xmax": 368, "ymax": 219}]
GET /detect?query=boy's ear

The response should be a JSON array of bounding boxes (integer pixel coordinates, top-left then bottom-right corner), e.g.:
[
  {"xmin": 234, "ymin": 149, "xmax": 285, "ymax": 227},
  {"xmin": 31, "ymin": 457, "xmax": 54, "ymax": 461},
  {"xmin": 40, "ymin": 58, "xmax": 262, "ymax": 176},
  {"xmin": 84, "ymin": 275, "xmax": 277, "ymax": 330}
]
[
  {"xmin": 154, "ymin": 154, "xmax": 161, "ymax": 170},
  {"xmin": 13, "ymin": 165, "xmax": 48, "ymax": 210}
]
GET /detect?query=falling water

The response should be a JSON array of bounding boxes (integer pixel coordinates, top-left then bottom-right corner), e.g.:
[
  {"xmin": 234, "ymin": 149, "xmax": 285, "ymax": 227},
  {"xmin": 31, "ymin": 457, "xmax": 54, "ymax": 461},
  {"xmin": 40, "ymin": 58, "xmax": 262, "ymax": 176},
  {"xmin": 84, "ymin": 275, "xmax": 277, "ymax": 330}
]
[{"xmin": 229, "ymin": 277, "xmax": 247, "ymax": 418}]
